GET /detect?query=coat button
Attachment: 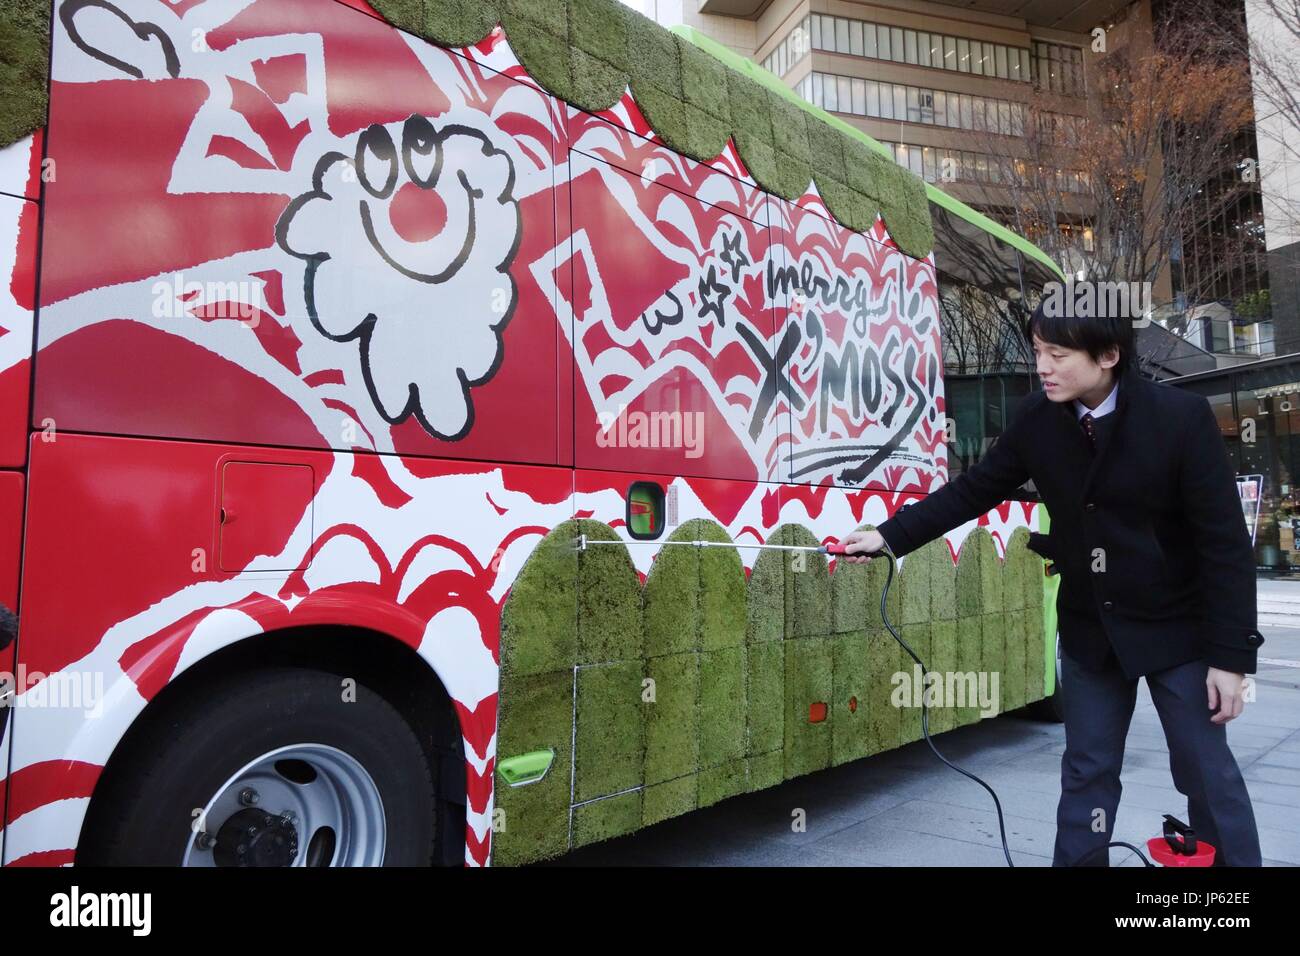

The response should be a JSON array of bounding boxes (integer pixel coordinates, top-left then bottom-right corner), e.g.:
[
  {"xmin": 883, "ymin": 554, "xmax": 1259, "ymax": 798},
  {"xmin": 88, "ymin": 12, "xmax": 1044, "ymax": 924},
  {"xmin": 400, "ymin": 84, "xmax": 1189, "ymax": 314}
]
[
  {"xmin": 1102, "ymin": 601, "xmax": 1114, "ymax": 612},
  {"xmin": 1085, "ymin": 502, "xmax": 1097, "ymax": 512}
]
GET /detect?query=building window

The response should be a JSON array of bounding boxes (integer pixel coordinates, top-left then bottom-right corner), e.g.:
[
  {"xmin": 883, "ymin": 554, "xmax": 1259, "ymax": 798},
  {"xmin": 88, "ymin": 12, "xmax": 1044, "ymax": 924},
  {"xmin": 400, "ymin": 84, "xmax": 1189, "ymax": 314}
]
[{"xmin": 1032, "ymin": 40, "xmax": 1085, "ymax": 96}]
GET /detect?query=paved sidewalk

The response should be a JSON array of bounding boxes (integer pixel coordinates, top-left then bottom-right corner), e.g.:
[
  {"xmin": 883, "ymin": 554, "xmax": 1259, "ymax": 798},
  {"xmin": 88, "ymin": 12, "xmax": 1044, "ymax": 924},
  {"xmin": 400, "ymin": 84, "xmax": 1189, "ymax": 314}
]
[{"xmin": 547, "ymin": 618, "xmax": 1300, "ymax": 867}]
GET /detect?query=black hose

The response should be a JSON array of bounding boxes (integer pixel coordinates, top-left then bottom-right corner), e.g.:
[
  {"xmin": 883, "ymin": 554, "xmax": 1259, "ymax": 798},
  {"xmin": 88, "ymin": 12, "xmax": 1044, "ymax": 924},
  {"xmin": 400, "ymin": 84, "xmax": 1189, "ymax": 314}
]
[{"xmin": 869, "ymin": 542, "xmax": 1154, "ymax": 869}]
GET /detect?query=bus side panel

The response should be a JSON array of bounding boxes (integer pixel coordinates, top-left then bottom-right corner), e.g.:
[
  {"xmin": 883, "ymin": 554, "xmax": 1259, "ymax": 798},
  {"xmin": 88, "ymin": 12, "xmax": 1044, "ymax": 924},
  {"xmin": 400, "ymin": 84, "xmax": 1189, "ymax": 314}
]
[
  {"xmin": 0, "ymin": 185, "xmax": 36, "ymax": 468},
  {"xmin": 770, "ymin": 197, "xmax": 946, "ymax": 492},
  {"xmin": 35, "ymin": 0, "xmax": 564, "ymax": 468},
  {"xmin": 0, "ymin": 471, "xmax": 24, "ymax": 863},
  {"xmin": 5, "ymin": 432, "xmax": 574, "ymax": 866},
  {"xmin": 565, "ymin": 127, "xmax": 783, "ymax": 485}
]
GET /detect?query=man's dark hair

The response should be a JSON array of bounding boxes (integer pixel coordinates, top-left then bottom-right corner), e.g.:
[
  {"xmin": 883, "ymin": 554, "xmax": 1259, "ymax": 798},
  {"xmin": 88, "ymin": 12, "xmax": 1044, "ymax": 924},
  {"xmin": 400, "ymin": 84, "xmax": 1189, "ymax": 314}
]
[{"xmin": 1025, "ymin": 292, "xmax": 1136, "ymax": 376}]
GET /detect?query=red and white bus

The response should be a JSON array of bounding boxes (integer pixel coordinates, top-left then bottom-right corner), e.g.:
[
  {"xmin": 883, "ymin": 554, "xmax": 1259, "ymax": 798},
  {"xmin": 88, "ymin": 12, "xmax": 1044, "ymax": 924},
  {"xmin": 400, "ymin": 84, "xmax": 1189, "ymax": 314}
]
[{"xmin": 0, "ymin": 0, "xmax": 1061, "ymax": 866}]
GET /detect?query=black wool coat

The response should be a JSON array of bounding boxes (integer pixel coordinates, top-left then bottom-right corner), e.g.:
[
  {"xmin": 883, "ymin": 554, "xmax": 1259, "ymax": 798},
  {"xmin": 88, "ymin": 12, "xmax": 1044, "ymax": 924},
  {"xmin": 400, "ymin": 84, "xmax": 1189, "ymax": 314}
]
[{"xmin": 877, "ymin": 363, "xmax": 1265, "ymax": 677}]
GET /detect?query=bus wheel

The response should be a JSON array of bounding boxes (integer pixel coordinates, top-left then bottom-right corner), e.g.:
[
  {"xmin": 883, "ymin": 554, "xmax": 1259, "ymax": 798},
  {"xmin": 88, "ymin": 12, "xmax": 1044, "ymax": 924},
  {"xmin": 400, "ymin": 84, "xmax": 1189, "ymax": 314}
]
[
  {"xmin": 1026, "ymin": 631, "xmax": 1065, "ymax": 723},
  {"xmin": 79, "ymin": 667, "xmax": 437, "ymax": 866}
]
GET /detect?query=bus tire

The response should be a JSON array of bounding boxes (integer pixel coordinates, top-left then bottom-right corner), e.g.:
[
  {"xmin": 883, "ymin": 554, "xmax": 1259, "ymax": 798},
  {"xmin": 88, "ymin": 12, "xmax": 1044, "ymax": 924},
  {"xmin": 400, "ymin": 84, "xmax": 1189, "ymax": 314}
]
[{"xmin": 79, "ymin": 666, "xmax": 438, "ymax": 867}]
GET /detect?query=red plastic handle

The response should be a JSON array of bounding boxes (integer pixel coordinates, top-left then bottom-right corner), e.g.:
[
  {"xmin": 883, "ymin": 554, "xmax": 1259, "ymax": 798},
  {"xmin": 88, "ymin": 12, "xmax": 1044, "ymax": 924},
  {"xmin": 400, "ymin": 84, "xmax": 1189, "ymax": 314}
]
[{"xmin": 824, "ymin": 542, "xmax": 848, "ymax": 554}]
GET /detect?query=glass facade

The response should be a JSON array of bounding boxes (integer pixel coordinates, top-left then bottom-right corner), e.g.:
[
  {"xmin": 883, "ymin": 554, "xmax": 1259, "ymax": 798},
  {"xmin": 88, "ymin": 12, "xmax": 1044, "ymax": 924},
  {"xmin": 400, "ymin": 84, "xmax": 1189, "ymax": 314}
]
[
  {"xmin": 875, "ymin": 140, "xmax": 1089, "ymax": 193},
  {"xmin": 764, "ymin": 13, "xmax": 1084, "ymax": 98},
  {"xmin": 797, "ymin": 72, "xmax": 1025, "ymax": 136},
  {"xmin": 799, "ymin": 12, "xmax": 1033, "ymax": 84},
  {"xmin": 761, "ymin": 15, "xmax": 812, "ymax": 78},
  {"xmin": 1177, "ymin": 360, "xmax": 1300, "ymax": 570},
  {"xmin": 1032, "ymin": 41, "xmax": 1087, "ymax": 96}
]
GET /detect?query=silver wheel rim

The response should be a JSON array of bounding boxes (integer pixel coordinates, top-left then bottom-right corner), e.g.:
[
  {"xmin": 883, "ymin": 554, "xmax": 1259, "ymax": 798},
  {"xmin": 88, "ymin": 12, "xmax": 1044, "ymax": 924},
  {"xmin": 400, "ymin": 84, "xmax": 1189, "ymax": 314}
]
[{"xmin": 183, "ymin": 744, "xmax": 385, "ymax": 867}]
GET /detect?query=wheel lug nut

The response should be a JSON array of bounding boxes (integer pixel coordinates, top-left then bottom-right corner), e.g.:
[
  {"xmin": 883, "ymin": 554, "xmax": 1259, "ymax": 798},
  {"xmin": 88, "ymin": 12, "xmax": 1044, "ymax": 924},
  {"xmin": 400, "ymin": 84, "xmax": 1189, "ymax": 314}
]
[{"xmin": 239, "ymin": 788, "xmax": 260, "ymax": 806}]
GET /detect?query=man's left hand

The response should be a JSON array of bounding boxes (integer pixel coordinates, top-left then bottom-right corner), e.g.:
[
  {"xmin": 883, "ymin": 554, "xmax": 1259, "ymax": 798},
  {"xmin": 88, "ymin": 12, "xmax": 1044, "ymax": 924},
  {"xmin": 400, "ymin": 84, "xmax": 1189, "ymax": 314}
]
[{"xmin": 1206, "ymin": 667, "xmax": 1247, "ymax": 724}]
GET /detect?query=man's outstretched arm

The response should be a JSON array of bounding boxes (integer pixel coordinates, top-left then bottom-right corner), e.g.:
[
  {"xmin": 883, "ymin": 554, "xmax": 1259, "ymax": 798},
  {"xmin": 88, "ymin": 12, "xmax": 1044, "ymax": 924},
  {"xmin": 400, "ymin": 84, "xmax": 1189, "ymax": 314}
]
[{"xmin": 842, "ymin": 403, "xmax": 1034, "ymax": 560}]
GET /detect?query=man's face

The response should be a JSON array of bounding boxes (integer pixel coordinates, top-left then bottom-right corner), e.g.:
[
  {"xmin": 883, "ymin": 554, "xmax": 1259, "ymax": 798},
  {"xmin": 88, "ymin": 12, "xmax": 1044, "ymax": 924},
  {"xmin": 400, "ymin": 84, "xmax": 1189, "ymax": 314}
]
[{"xmin": 1032, "ymin": 334, "xmax": 1119, "ymax": 404}]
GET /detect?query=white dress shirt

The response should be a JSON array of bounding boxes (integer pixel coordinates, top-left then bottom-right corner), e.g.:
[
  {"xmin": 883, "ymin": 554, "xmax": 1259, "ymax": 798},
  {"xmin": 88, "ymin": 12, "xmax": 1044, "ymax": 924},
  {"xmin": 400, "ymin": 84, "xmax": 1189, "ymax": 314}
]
[{"xmin": 1074, "ymin": 378, "xmax": 1120, "ymax": 420}]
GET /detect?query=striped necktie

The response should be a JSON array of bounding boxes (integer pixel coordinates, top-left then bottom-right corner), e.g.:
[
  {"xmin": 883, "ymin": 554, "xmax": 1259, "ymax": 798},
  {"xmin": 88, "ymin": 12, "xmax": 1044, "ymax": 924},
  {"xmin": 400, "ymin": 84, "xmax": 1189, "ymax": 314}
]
[{"xmin": 1080, "ymin": 412, "xmax": 1097, "ymax": 449}]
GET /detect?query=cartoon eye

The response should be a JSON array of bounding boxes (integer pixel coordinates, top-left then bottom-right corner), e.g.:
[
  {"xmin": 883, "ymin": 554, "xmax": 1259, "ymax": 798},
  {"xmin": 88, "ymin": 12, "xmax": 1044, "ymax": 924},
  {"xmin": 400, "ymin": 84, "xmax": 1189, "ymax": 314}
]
[
  {"xmin": 355, "ymin": 124, "xmax": 399, "ymax": 199},
  {"xmin": 402, "ymin": 115, "xmax": 441, "ymax": 188}
]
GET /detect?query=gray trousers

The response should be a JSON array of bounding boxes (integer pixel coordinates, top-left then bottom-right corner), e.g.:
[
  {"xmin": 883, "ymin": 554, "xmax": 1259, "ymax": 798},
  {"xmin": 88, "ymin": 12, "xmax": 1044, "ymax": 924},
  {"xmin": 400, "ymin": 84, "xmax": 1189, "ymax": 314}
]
[{"xmin": 1052, "ymin": 644, "xmax": 1262, "ymax": 866}]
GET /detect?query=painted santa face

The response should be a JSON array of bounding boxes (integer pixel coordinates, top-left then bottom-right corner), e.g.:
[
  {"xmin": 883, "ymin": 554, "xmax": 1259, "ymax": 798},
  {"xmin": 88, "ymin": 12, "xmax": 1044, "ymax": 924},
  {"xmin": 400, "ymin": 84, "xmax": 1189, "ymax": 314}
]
[{"xmin": 278, "ymin": 114, "xmax": 521, "ymax": 440}]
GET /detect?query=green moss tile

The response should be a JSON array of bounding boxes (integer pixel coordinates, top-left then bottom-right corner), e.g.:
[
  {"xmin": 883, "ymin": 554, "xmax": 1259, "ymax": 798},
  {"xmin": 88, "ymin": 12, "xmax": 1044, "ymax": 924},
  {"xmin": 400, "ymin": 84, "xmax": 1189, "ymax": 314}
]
[
  {"xmin": 896, "ymin": 623, "xmax": 930, "ymax": 745},
  {"xmin": 831, "ymin": 525, "xmax": 873, "ymax": 633},
  {"xmin": 770, "ymin": 150, "xmax": 812, "ymax": 202},
  {"xmin": 575, "ymin": 519, "xmax": 642, "ymax": 665},
  {"xmin": 699, "ymin": 647, "xmax": 746, "ymax": 768},
  {"xmin": 899, "ymin": 542, "xmax": 932, "ymax": 626},
  {"xmin": 575, "ymin": 660, "xmax": 644, "ymax": 801},
  {"xmin": 866, "ymin": 629, "xmax": 902, "ymax": 755},
  {"xmin": 504, "ymin": 0, "xmax": 567, "ymax": 37},
  {"xmin": 732, "ymin": 130, "xmax": 779, "ymax": 188},
  {"xmin": 570, "ymin": 0, "xmax": 630, "ymax": 70},
  {"xmin": 955, "ymin": 527, "xmax": 988, "ymax": 618},
  {"xmin": 643, "ymin": 524, "xmax": 700, "ymax": 658},
  {"xmin": 492, "ymin": 669, "xmax": 573, "ymax": 866},
  {"xmin": 1003, "ymin": 528, "xmax": 1029, "ymax": 612},
  {"xmin": 1027, "ymin": 609, "xmax": 1047, "ymax": 705},
  {"xmin": 746, "ymin": 538, "xmax": 785, "ymax": 645},
  {"xmin": 783, "ymin": 637, "xmax": 832, "ymax": 779},
  {"xmin": 1004, "ymin": 608, "xmax": 1027, "ymax": 713},
  {"xmin": 980, "ymin": 536, "xmax": 1005, "ymax": 615},
  {"xmin": 569, "ymin": 47, "xmax": 628, "ymax": 114},
  {"xmin": 677, "ymin": 34, "xmax": 731, "ymax": 122},
  {"xmin": 956, "ymin": 615, "xmax": 983, "ymax": 726},
  {"xmin": 785, "ymin": 524, "xmax": 831, "ymax": 638},
  {"xmin": 642, "ymin": 775, "xmax": 697, "ymax": 827},
  {"xmin": 725, "ymin": 69, "xmax": 773, "ymax": 145},
  {"xmin": 371, "ymin": 0, "xmax": 425, "ymax": 34},
  {"xmin": 625, "ymin": 7, "xmax": 681, "ymax": 97},
  {"xmin": 747, "ymin": 750, "xmax": 784, "ymax": 792},
  {"xmin": 745, "ymin": 639, "xmax": 784, "ymax": 757},
  {"xmin": 832, "ymin": 630, "xmax": 870, "ymax": 766},
  {"xmin": 423, "ymin": 0, "xmax": 502, "ymax": 47},
  {"xmin": 697, "ymin": 521, "xmax": 746, "ymax": 651},
  {"xmin": 501, "ymin": 14, "xmax": 576, "ymax": 103},
  {"xmin": 573, "ymin": 790, "xmax": 642, "ymax": 848},
  {"xmin": 929, "ymin": 540, "xmax": 957, "ymax": 621},
  {"xmin": 807, "ymin": 113, "xmax": 847, "ymax": 183},
  {"xmin": 980, "ymin": 612, "xmax": 1007, "ymax": 718},
  {"xmin": 929, "ymin": 619, "xmax": 958, "ymax": 735},
  {"xmin": 499, "ymin": 523, "xmax": 578, "ymax": 678},
  {"xmin": 699, "ymin": 757, "xmax": 748, "ymax": 808},
  {"xmin": 644, "ymin": 652, "xmax": 699, "ymax": 786},
  {"xmin": 769, "ymin": 91, "xmax": 811, "ymax": 165}
]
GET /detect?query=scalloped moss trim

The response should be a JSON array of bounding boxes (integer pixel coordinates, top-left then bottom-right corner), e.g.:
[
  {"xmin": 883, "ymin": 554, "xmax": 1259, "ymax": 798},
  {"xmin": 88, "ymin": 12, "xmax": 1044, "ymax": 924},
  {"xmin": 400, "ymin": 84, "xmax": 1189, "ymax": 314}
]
[
  {"xmin": 369, "ymin": 0, "xmax": 935, "ymax": 258},
  {"xmin": 1, "ymin": 0, "xmax": 50, "ymax": 149}
]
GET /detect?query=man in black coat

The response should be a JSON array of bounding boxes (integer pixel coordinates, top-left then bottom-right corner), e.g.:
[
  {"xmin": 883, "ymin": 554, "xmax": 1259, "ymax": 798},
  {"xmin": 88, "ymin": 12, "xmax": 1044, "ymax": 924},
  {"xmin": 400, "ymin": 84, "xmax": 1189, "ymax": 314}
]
[{"xmin": 840, "ymin": 299, "xmax": 1264, "ymax": 866}]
